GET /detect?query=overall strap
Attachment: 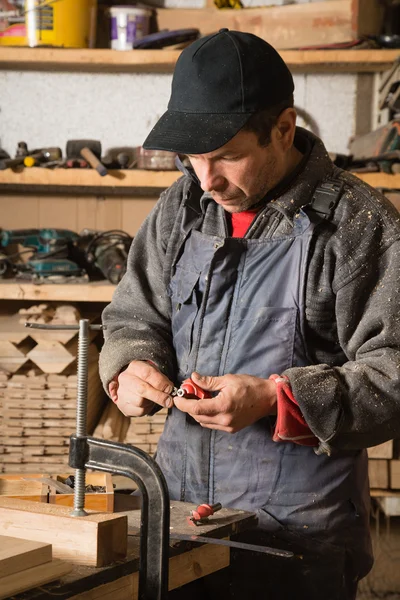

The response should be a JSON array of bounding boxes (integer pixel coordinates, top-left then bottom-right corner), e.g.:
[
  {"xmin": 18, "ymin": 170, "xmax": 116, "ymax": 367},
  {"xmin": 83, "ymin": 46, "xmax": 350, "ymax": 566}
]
[
  {"xmin": 167, "ymin": 177, "xmax": 205, "ymax": 281},
  {"xmin": 305, "ymin": 178, "xmax": 344, "ymax": 223}
]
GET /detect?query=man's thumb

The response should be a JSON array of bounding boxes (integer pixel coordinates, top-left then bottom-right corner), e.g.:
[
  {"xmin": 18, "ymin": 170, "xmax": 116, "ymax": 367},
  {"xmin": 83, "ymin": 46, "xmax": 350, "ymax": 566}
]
[{"xmin": 191, "ymin": 372, "xmax": 221, "ymax": 391}]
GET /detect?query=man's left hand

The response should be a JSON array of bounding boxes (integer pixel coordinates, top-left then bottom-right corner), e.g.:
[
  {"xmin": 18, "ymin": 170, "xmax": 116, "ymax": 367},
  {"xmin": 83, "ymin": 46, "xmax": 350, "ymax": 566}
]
[{"xmin": 173, "ymin": 372, "xmax": 277, "ymax": 433}]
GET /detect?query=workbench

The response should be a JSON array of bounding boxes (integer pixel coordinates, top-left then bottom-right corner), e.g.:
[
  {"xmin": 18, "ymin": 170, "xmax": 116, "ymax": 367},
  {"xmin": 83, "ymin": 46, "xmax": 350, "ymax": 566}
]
[{"xmin": 10, "ymin": 501, "xmax": 256, "ymax": 600}]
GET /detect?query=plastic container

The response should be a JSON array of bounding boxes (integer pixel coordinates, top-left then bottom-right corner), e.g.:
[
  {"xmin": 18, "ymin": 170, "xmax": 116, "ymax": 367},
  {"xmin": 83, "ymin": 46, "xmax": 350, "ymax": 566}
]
[
  {"xmin": 110, "ymin": 6, "xmax": 151, "ymax": 51},
  {"xmin": 2, "ymin": 0, "xmax": 98, "ymax": 48}
]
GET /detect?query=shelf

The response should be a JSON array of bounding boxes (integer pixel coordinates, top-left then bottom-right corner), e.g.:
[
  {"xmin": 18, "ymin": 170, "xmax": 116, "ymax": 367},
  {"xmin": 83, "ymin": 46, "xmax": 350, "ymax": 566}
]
[
  {"xmin": 0, "ymin": 47, "xmax": 398, "ymax": 73},
  {"xmin": 0, "ymin": 168, "xmax": 180, "ymax": 191},
  {"xmin": 0, "ymin": 280, "xmax": 115, "ymax": 302},
  {"xmin": 0, "ymin": 169, "xmax": 399, "ymax": 192}
]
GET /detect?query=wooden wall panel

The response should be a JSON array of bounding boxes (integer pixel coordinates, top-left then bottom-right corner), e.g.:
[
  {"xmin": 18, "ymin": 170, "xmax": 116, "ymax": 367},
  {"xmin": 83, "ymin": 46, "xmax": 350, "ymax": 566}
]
[
  {"xmin": 122, "ymin": 198, "xmax": 158, "ymax": 236},
  {"xmin": 38, "ymin": 197, "xmax": 79, "ymax": 230},
  {"xmin": 1, "ymin": 195, "xmax": 40, "ymax": 228},
  {"xmin": 0, "ymin": 194, "xmax": 159, "ymax": 236}
]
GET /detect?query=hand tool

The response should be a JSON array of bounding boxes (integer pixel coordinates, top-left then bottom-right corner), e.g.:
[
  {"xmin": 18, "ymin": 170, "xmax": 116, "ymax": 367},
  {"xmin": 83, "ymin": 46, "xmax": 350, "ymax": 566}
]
[
  {"xmin": 15, "ymin": 141, "xmax": 28, "ymax": 157},
  {"xmin": 65, "ymin": 158, "xmax": 89, "ymax": 169},
  {"xmin": 189, "ymin": 502, "xmax": 222, "ymax": 525},
  {"xmin": 27, "ymin": 319, "xmax": 170, "ymax": 600},
  {"xmin": 0, "ymin": 156, "xmax": 25, "ymax": 170},
  {"xmin": 66, "ymin": 139, "xmax": 108, "ymax": 177},
  {"xmin": 133, "ymin": 28, "xmax": 199, "ymax": 49},
  {"xmin": 172, "ymin": 377, "xmax": 212, "ymax": 399},
  {"xmin": 23, "ymin": 146, "xmax": 62, "ymax": 167},
  {"xmin": 169, "ymin": 533, "xmax": 294, "ymax": 558}
]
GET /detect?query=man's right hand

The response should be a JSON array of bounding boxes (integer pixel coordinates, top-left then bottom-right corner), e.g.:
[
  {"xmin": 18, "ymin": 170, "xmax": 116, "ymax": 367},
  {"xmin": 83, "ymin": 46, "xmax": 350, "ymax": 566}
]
[{"xmin": 109, "ymin": 361, "xmax": 174, "ymax": 417}]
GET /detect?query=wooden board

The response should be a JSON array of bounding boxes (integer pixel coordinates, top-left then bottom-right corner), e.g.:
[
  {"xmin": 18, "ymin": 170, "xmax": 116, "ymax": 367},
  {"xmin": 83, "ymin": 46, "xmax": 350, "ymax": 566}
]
[
  {"xmin": 390, "ymin": 460, "xmax": 400, "ymax": 489},
  {"xmin": 368, "ymin": 459, "xmax": 389, "ymax": 489},
  {"xmin": 68, "ymin": 544, "xmax": 229, "ymax": 600},
  {"xmin": 0, "ymin": 498, "xmax": 127, "ymax": 567},
  {"xmin": 367, "ymin": 440, "xmax": 394, "ymax": 459},
  {"xmin": 156, "ymin": 0, "xmax": 383, "ymax": 50},
  {"xmin": 0, "ymin": 558, "xmax": 72, "ymax": 600},
  {"xmin": 0, "ymin": 535, "xmax": 52, "ymax": 578}
]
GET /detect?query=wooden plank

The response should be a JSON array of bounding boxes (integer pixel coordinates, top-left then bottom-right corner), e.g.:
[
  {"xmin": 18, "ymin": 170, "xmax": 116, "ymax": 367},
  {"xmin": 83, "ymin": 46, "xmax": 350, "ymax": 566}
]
[
  {"xmin": 0, "ymin": 313, "xmax": 31, "ymax": 344},
  {"xmin": 156, "ymin": 0, "xmax": 383, "ymax": 51},
  {"xmin": 369, "ymin": 459, "xmax": 389, "ymax": 489},
  {"xmin": 0, "ymin": 558, "xmax": 72, "ymax": 600},
  {"xmin": 0, "ymin": 46, "xmax": 398, "ymax": 73},
  {"xmin": 0, "ymin": 498, "xmax": 127, "ymax": 566},
  {"xmin": 0, "ymin": 280, "xmax": 115, "ymax": 302},
  {"xmin": 0, "ymin": 535, "xmax": 52, "ymax": 579},
  {"xmin": 367, "ymin": 440, "xmax": 393, "ymax": 459},
  {"xmin": 390, "ymin": 460, "xmax": 400, "ymax": 489}
]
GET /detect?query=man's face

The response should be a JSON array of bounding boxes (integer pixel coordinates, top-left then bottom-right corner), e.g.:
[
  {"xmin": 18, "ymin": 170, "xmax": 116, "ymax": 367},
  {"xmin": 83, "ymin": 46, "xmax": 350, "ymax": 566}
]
[{"xmin": 187, "ymin": 128, "xmax": 285, "ymax": 213}]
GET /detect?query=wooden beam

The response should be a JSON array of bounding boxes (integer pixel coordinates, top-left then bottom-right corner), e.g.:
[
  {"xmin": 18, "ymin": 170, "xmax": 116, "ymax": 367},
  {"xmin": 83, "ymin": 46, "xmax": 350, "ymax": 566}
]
[
  {"xmin": 0, "ymin": 498, "xmax": 127, "ymax": 567},
  {"xmin": 0, "ymin": 536, "xmax": 52, "ymax": 578}
]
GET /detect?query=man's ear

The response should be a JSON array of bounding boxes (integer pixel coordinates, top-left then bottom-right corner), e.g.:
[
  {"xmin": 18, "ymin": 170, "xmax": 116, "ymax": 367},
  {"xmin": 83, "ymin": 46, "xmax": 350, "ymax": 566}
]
[{"xmin": 275, "ymin": 107, "xmax": 297, "ymax": 150}]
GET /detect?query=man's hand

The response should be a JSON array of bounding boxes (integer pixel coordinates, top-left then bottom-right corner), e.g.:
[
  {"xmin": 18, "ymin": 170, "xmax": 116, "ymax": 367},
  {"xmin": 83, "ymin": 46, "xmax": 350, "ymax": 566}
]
[
  {"xmin": 173, "ymin": 372, "xmax": 277, "ymax": 433},
  {"xmin": 109, "ymin": 361, "xmax": 174, "ymax": 417}
]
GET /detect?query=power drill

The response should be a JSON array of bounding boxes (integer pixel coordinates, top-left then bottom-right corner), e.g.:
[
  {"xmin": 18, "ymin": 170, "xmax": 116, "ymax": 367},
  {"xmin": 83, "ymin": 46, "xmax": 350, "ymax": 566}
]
[
  {"xmin": 72, "ymin": 229, "xmax": 133, "ymax": 285},
  {"xmin": 0, "ymin": 229, "xmax": 83, "ymax": 279}
]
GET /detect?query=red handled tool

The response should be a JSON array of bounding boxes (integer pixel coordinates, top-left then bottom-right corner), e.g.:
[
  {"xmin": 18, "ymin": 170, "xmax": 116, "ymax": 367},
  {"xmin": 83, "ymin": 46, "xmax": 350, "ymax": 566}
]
[
  {"xmin": 172, "ymin": 377, "xmax": 212, "ymax": 399},
  {"xmin": 188, "ymin": 502, "xmax": 222, "ymax": 526}
]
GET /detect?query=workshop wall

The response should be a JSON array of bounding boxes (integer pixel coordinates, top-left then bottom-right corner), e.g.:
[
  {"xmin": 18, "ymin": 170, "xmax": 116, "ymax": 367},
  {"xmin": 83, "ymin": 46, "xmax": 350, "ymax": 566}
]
[{"xmin": 0, "ymin": 70, "xmax": 364, "ymax": 156}]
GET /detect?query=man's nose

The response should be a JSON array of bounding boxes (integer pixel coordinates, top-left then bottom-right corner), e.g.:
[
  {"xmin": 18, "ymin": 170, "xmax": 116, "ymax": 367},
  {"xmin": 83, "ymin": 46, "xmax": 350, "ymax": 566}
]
[{"xmin": 197, "ymin": 163, "xmax": 225, "ymax": 192}]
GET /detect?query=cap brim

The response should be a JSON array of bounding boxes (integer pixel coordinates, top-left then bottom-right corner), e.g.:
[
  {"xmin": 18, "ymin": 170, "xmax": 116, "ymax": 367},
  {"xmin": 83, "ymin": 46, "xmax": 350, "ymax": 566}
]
[{"xmin": 142, "ymin": 110, "xmax": 252, "ymax": 155}]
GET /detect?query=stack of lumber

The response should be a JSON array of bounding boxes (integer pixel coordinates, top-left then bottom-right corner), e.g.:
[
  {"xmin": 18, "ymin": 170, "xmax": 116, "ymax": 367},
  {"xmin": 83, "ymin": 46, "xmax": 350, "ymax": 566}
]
[
  {"xmin": 0, "ymin": 535, "xmax": 71, "ymax": 599},
  {"xmin": 0, "ymin": 304, "xmax": 106, "ymax": 474},
  {"xmin": 368, "ymin": 440, "xmax": 400, "ymax": 491},
  {"xmin": 93, "ymin": 403, "xmax": 167, "ymax": 455}
]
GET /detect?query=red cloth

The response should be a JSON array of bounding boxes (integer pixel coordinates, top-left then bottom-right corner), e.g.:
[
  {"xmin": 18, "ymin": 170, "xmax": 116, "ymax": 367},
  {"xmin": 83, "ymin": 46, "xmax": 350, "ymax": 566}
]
[
  {"xmin": 226, "ymin": 210, "xmax": 317, "ymax": 447},
  {"xmin": 269, "ymin": 375, "xmax": 318, "ymax": 447},
  {"xmin": 229, "ymin": 210, "xmax": 257, "ymax": 237}
]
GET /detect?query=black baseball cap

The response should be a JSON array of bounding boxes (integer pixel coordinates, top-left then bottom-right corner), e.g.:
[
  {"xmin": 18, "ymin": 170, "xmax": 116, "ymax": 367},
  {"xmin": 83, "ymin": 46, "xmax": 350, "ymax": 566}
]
[{"xmin": 143, "ymin": 29, "xmax": 294, "ymax": 155}]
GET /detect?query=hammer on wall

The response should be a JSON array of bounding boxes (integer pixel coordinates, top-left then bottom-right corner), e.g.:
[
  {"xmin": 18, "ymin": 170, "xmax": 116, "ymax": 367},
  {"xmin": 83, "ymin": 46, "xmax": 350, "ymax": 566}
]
[{"xmin": 66, "ymin": 139, "xmax": 108, "ymax": 177}]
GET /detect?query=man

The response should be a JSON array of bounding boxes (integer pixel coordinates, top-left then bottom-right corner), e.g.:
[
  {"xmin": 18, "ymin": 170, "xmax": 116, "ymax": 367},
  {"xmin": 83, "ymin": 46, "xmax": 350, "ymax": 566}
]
[{"xmin": 99, "ymin": 29, "xmax": 400, "ymax": 599}]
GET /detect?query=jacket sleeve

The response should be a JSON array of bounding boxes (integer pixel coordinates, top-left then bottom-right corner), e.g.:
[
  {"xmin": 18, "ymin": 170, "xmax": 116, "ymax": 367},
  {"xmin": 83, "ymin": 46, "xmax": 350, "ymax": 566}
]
[
  {"xmin": 284, "ymin": 183, "xmax": 400, "ymax": 452},
  {"xmin": 99, "ymin": 189, "xmax": 178, "ymax": 394}
]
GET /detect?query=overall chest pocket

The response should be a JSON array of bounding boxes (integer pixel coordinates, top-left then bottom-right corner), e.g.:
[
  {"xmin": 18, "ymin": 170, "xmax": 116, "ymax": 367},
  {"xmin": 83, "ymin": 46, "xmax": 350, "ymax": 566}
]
[
  {"xmin": 225, "ymin": 306, "xmax": 297, "ymax": 376},
  {"xmin": 167, "ymin": 266, "xmax": 201, "ymax": 364}
]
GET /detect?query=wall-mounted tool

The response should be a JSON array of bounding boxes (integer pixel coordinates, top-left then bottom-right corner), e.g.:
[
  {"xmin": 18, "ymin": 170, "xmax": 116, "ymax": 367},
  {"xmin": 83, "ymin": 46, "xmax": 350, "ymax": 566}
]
[
  {"xmin": 23, "ymin": 146, "xmax": 62, "ymax": 167},
  {"xmin": 66, "ymin": 139, "xmax": 108, "ymax": 177}
]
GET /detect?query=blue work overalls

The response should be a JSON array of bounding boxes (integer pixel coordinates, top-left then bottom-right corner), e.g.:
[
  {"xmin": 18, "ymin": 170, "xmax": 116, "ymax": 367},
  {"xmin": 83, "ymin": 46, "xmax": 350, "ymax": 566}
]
[{"xmin": 156, "ymin": 189, "xmax": 373, "ymax": 599}]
